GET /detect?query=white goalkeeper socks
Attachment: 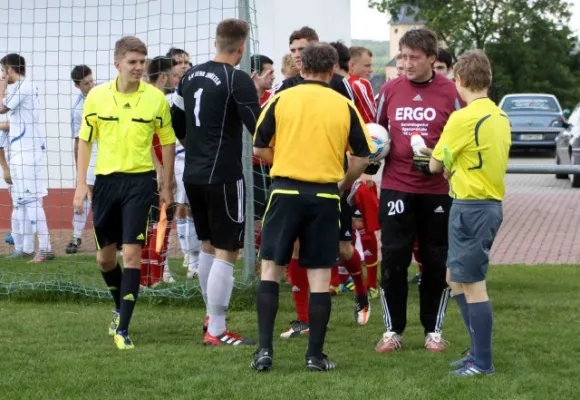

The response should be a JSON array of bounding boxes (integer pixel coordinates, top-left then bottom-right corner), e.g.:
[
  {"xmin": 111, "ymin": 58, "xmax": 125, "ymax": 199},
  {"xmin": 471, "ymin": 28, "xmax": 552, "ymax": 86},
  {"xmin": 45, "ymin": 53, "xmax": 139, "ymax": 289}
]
[
  {"xmin": 206, "ymin": 258, "xmax": 235, "ymax": 337},
  {"xmin": 11, "ymin": 206, "xmax": 23, "ymax": 252},
  {"xmin": 176, "ymin": 218, "xmax": 189, "ymax": 255},
  {"xmin": 25, "ymin": 198, "xmax": 52, "ymax": 252},
  {"xmin": 198, "ymin": 251, "xmax": 215, "ymax": 306},
  {"xmin": 72, "ymin": 198, "xmax": 89, "ymax": 239}
]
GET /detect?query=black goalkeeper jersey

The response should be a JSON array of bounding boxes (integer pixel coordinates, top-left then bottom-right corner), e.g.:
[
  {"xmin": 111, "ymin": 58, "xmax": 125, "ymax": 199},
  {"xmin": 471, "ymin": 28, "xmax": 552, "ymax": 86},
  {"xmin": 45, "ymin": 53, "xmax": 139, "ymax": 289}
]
[{"xmin": 172, "ymin": 60, "xmax": 260, "ymax": 185}]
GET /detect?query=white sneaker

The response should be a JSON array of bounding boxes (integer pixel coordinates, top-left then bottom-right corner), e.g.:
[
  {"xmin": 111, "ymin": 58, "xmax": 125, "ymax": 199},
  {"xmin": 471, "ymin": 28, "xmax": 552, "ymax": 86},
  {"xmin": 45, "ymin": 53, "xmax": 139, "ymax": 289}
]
[
  {"xmin": 182, "ymin": 253, "xmax": 190, "ymax": 268},
  {"xmin": 163, "ymin": 265, "xmax": 176, "ymax": 283},
  {"xmin": 186, "ymin": 267, "xmax": 199, "ymax": 279}
]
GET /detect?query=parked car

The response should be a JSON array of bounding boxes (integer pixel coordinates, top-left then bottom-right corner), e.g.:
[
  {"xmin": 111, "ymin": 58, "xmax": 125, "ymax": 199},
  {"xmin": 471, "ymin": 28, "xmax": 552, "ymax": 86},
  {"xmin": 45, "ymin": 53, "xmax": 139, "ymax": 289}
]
[
  {"xmin": 555, "ymin": 102, "xmax": 580, "ymax": 187},
  {"xmin": 499, "ymin": 94, "xmax": 568, "ymax": 151}
]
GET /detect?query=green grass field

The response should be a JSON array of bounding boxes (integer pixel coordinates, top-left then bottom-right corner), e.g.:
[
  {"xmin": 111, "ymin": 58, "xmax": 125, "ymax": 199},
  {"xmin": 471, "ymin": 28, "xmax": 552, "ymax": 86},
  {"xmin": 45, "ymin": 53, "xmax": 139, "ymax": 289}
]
[{"xmin": 1, "ymin": 264, "xmax": 580, "ymax": 400}]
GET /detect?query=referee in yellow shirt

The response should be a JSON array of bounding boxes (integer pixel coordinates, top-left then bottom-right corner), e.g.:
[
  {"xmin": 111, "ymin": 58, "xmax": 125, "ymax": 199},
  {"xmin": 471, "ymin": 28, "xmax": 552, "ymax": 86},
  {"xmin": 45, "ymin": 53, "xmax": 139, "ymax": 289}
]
[
  {"xmin": 250, "ymin": 42, "xmax": 373, "ymax": 372},
  {"xmin": 73, "ymin": 36, "xmax": 176, "ymax": 350},
  {"xmin": 427, "ymin": 50, "xmax": 511, "ymax": 376}
]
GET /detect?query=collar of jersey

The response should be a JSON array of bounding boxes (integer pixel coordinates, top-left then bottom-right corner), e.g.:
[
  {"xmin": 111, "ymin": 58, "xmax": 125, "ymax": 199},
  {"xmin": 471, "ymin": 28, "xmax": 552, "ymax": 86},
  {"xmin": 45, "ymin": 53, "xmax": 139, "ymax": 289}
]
[{"xmin": 108, "ymin": 76, "xmax": 146, "ymax": 94}]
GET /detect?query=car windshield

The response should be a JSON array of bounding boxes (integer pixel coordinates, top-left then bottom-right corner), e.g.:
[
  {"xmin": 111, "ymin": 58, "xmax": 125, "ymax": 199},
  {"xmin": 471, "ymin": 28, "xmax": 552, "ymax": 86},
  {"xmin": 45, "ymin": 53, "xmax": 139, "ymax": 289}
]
[{"xmin": 502, "ymin": 96, "xmax": 560, "ymax": 112}]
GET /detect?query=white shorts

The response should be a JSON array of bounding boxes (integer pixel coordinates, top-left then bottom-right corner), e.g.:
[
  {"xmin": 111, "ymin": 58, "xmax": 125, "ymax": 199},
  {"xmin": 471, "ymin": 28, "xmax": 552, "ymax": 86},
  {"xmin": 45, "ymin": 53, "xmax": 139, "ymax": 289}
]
[
  {"xmin": 174, "ymin": 157, "xmax": 188, "ymax": 204},
  {"xmin": 9, "ymin": 152, "xmax": 48, "ymax": 201}
]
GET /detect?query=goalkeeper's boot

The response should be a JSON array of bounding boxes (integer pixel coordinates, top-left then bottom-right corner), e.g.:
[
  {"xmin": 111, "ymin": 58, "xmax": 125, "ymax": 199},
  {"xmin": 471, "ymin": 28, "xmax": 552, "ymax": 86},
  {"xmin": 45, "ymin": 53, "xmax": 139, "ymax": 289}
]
[
  {"xmin": 280, "ymin": 320, "xmax": 309, "ymax": 339},
  {"xmin": 108, "ymin": 310, "xmax": 120, "ymax": 336},
  {"xmin": 355, "ymin": 295, "xmax": 371, "ymax": 326},
  {"xmin": 306, "ymin": 353, "xmax": 337, "ymax": 372},
  {"xmin": 114, "ymin": 330, "xmax": 135, "ymax": 350},
  {"xmin": 28, "ymin": 250, "xmax": 55, "ymax": 264},
  {"xmin": 5, "ymin": 233, "xmax": 14, "ymax": 246},
  {"xmin": 250, "ymin": 348, "xmax": 273, "ymax": 372},
  {"xmin": 203, "ymin": 330, "xmax": 255, "ymax": 346},
  {"xmin": 65, "ymin": 238, "xmax": 81, "ymax": 254}
]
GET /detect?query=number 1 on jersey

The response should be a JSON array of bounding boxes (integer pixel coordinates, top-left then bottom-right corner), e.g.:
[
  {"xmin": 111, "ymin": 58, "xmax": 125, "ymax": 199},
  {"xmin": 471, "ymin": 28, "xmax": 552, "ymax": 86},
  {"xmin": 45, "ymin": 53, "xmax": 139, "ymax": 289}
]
[{"xmin": 193, "ymin": 88, "xmax": 203, "ymax": 127}]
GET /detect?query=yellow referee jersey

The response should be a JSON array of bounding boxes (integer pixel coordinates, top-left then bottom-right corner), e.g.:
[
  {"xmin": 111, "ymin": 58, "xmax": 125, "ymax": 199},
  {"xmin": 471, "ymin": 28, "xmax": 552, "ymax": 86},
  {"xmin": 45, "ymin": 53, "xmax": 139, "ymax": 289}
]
[
  {"xmin": 432, "ymin": 98, "xmax": 511, "ymax": 201},
  {"xmin": 78, "ymin": 77, "xmax": 176, "ymax": 175},
  {"xmin": 254, "ymin": 81, "xmax": 373, "ymax": 184}
]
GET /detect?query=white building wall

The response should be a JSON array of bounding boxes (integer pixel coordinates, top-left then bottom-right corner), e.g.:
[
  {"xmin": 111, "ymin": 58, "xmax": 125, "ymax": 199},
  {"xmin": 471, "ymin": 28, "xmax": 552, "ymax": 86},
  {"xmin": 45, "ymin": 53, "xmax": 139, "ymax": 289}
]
[{"xmin": 0, "ymin": 0, "xmax": 351, "ymax": 189}]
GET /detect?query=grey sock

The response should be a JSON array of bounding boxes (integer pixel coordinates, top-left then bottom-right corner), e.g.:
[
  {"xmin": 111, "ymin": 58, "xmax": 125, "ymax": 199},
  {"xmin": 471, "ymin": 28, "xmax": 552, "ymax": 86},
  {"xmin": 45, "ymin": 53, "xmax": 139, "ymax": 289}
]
[
  {"xmin": 454, "ymin": 293, "xmax": 474, "ymax": 354},
  {"xmin": 468, "ymin": 301, "xmax": 493, "ymax": 370}
]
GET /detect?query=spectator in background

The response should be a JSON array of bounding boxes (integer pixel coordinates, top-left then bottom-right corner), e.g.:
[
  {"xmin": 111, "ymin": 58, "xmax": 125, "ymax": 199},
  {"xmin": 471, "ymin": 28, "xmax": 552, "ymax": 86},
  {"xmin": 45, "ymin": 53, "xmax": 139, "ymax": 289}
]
[
  {"xmin": 434, "ymin": 48, "xmax": 453, "ymax": 78},
  {"xmin": 280, "ymin": 54, "xmax": 299, "ymax": 80}
]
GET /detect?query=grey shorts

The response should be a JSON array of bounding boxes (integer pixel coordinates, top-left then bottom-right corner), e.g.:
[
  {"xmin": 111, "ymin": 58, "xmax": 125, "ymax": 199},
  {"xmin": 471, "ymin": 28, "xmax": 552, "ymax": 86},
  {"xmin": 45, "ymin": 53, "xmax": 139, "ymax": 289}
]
[{"xmin": 447, "ymin": 200, "xmax": 503, "ymax": 283}]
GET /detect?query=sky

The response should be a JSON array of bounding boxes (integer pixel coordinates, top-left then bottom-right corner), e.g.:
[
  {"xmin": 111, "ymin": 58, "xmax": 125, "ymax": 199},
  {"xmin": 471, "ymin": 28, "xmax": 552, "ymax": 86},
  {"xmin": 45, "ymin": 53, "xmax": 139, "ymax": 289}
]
[{"xmin": 350, "ymin": 0, "xmax": 580, "ymax": 41}]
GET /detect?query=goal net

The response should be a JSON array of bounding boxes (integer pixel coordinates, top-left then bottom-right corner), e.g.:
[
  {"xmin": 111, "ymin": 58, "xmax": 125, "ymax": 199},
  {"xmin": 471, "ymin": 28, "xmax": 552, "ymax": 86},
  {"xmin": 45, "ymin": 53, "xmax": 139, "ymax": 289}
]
[{"xmin": 0, "ymin": 0, "xmax": 261, "ymax": 301}]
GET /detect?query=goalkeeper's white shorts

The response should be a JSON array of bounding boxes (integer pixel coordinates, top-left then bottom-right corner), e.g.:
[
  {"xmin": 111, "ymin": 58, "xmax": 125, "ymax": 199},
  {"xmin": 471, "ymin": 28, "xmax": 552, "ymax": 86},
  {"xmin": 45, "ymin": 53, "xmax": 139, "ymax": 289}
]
[{"xmin": 174, "ymin": 157, "xmax": 189, "ymax": 205}]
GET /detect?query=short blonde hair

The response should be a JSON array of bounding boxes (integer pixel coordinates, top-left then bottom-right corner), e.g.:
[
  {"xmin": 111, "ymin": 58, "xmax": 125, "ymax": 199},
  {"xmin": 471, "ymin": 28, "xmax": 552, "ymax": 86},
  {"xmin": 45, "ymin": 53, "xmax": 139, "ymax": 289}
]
[
  {"xmin": 114, "ymin": 36, "xmax": 147, "ymax": 60},
  {"xmin": 454, "ymin": 50, "xmax": 492, "ymax": 91},
  {"xmin": 281, "ymin": 53, "xmax": 299, "ymax": 77}
]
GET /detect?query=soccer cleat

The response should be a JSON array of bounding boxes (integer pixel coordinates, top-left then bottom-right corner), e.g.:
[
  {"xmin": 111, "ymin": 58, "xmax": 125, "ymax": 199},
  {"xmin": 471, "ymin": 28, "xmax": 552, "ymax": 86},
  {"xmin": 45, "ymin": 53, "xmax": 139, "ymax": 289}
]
[
  {"xmin": 425, "ymin": 332, "xmax": 448, "ymax": 352},
  {"xmin": 114, "ymin": 330, "xmax": 135, "ymax": 350},
  {"xmin": 163, "ymin": 265, "xmax": 176, "ymax": 283},
  {"xmin": 306, "ymin": 354, "xmax": 337, "ymax": 372},
  {"xmin": 250, "ymin": 348, "xmax": 273, "ymax": 372},
  {"xmin": 410, "ymin": 272, "xmax": 421, "ymax": 285},
  {"xmin": 5, "ymin": 233, "xmax": 14, "ymax": 246},
  {"xmin": 280, "ymin": 320, "xmax": 309, "ymax": 339},
  {"xmin": 346, "ymin": 180, "xmax": 363, "ymax": 207},
  {"xmin": 450, "ymin": 350, "xmax": 474, "ymax": 368},
  {"xmin": 376, "ymin": 332, "xmax": 403, "ymax": 353},
  {"xmin": 182, "ymin": 253, "xmax": 190, "ymax": 268},
  {"xmin": 28, "ymin": 250, "xmax": 55, "ymax": 264},
  {"xmin": 7, "ymin": 250, "xmax": 34, "ymax": 258},
  {"xmin": 65, "ymin": 238, "xmax": 82, "ymax": 254},
  {"xmin": 186, "ymin": 267, "xmax": 199, "ymax": 279},
  {"xmin": 451, "ymin": 362, "xmax": 495, "ymax": 376},
  {"xmin": 203, "ymin": 330, "xmax": 255, "ymax": 346},
  {"xmin": 367, "ymin": 286, "xmax": 379, "ymax": 300},
  {"xmin": 355, "ymin": 296, "xmax": 371, "ymax": 326},
  {"xmin": 108, "ymin": 310, "xmax": 120, "ymax": 336}
]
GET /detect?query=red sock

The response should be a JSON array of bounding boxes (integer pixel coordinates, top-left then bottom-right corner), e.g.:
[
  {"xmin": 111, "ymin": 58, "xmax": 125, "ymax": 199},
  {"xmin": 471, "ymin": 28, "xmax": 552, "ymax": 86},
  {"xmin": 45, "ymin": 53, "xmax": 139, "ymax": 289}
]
[
  {"xmin": 360, "ymin": 231, "xmax": 378, "ymax": 288},
  {"xmin": 330, "ymin": 266, "xmax": 341, "ymax": 287},
  {"xmin": 342, "ymin": 250, "xmax": 367, "ymax": 296},
  {"xmin": 288, "ymin": 258, "xmax": 309, "ymax": 323}
]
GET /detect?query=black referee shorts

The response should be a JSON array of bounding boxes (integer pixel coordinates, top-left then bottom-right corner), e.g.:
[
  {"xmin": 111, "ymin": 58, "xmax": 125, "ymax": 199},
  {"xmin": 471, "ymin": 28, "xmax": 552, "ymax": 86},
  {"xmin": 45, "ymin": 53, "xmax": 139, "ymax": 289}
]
[
  {"xmin": 185, "ymin": 178, "xmax": 245, "ymax": 251},
  {"xmin": 92, "ymin": 171, "xmax": 156, "ymax": 250},
  {"xmin": 259, "ymin": 178, "xmax": 340, "ymax": 268}
]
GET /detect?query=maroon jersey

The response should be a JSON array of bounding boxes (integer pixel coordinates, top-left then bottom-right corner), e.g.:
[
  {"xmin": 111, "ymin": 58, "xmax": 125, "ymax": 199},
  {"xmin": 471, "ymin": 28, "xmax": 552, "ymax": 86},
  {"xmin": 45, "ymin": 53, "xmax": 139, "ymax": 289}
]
[{"xmin": 376, "ymin": 73, "xmax": 462, "ymax": 195}]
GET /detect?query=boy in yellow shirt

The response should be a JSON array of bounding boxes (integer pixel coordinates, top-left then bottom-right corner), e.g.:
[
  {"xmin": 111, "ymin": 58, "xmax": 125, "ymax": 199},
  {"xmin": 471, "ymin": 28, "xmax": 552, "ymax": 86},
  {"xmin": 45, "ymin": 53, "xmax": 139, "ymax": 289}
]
[{"xmin": 427, "ymin": 50, "xmax": 511, "ymax": 376}]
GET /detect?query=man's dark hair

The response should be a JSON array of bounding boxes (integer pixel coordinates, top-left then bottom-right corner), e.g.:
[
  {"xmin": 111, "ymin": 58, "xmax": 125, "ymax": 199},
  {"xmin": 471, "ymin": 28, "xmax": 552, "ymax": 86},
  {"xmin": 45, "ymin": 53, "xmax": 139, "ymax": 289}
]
[
  {"xmin": 71, "ymin": 65, "xmax": 92, "ymax": 84},
  {"xmin": 250, "ymin": 54, "xmax": 274, "ymax": 73},
  {"xmin": 166, "ymin": 47, "xmax": 189, "ymax": 58},
  {"xmin": 437, "ymin": 48, "xmax": 453, "ymax": 69},
  {"xmin": 329, "ymin": 41, "xmax": 350, "ymax": 73},
  {"xmin": 147, "ymin": 56, "xmax": 177, "ymax": 83},
  {"xmin": 399, "ymin": 28, "xmax": 438, "ymax": 58},
  {"xmin": 301, "ymin": 42, "xmax": 338, "ymax": 75},
  {"xmin": 289, "ymin": 26, "xmax": 319, "ymax": 45},
  {"xmin": 0, "ymin": 53, "xmax": 26, "ymax": 76},
  {"xmin": 216, "ymin": 18, "xmax": 250, "ymax": 54}
]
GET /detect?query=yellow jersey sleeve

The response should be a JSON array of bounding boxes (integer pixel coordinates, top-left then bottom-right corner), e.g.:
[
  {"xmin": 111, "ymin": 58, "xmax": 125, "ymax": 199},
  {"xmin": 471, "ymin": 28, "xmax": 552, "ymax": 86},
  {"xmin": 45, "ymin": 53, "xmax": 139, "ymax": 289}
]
[
  {"xmin": 254, "ymin": 95, "xmax": 279, "ymax": 148},
  {"xmin": 155, "ymin": 93, "xmax": 176, "ymax": 146},
  {"xmin": 78, "ymin": 89, "xmax": 99, "ymax": 143},
  {"xmin": 432, "ymin": 111, "xmax": 470, "ymax": 163}
]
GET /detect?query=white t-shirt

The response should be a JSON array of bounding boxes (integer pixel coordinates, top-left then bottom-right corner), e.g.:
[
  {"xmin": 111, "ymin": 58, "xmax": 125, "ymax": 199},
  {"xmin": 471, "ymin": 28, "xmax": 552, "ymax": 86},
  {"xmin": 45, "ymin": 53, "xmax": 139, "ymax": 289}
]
[{"xmin": 2, "ymin": 79, "xmax": 46, "ymax": 161}]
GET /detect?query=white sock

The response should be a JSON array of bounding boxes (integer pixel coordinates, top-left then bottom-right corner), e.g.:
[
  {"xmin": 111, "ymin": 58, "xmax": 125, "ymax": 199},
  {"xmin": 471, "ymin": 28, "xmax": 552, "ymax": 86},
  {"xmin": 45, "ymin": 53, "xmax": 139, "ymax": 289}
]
[
  {"xmin": 25, "ymin": 198, "xmax": 52, "ymax": 252},
  {"xmin": 206, "ymin": 259, "xmax": 235, "ymax": 337},
  {"xmin": 176, "ymin": 218, "xmax": 189, "ymax": 255},
  {"xmin": 198, "ymin": 251, "xmax": 215, "ymax": 308},
  {"xmin": 72, "ymin": 198, "xmax": 89, "ymax": 239},
  {"xmin": 11, "ymin": 205, "xmax": 23, "ymax": 252},
  {"xmin": 18, "ymin": 202, "xmax": 35, "ymax": 254}
]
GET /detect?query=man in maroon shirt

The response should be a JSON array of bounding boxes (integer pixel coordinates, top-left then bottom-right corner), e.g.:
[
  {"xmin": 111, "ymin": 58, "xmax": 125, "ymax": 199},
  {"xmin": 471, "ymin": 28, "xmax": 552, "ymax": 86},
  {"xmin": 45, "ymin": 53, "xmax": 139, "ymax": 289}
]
[{"xmin": 374, "ymin": 28, "xmax": 462, "ymax": 353}]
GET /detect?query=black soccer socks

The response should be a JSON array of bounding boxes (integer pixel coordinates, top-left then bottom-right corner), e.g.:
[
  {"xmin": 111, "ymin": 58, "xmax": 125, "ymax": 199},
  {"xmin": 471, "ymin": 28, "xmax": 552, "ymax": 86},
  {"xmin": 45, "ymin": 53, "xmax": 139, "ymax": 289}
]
[
  {"xmin": 257, "ymin": 280, "xmax": 280, "ymax": 350},
  {"xmin": 307, "ymin": 292, "xmax": 332, "ymax": 359},
  {"xmin": 117, "ymin": 268, "xmax": 141, "ymax": 333},
  {"xmin": 101, "ymin": 263, "xmax": 123, "ymax": 311}
]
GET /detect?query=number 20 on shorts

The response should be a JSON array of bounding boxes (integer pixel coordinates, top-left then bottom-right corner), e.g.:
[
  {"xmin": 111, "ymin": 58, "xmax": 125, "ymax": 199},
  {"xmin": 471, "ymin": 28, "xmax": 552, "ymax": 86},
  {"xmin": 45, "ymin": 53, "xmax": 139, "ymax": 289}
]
[{"xmin": 387, "ymin": 200, "xmax": 405, "ymax": 216}]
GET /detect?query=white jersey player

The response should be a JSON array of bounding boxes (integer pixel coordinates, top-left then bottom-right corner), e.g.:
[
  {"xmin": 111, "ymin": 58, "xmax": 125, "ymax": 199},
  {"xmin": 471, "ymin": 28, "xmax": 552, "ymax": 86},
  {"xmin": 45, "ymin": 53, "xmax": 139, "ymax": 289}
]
[
  {"xmin": 65, "ymin": 65, "xmax": 96, "ymax": 254},
  {"xmin": 0, "ymin": 53, "xmax": 53, "ymax": 262}
]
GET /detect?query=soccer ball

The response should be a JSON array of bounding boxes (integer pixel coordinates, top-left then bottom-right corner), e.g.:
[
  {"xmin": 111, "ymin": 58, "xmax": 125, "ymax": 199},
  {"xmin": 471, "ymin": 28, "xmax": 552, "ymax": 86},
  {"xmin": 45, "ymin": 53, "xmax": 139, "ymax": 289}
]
[{"xmin": 366, "ymin": 123, "xmax": 390, "ymax": 162}]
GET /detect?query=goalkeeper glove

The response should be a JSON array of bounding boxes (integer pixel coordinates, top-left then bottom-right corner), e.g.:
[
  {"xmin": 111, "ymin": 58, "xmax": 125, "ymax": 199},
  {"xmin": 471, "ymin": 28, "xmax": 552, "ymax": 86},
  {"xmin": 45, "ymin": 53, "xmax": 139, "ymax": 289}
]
[
  {"xmin": 364, "ymin": 161, "xmax": 381, "ymax": 175},
  {"xmin": 412, "ymin": 154, "xmax": 432, "ymax": 175}
]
